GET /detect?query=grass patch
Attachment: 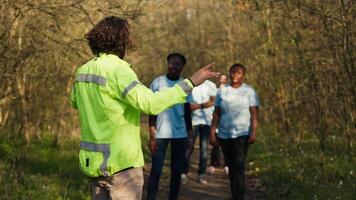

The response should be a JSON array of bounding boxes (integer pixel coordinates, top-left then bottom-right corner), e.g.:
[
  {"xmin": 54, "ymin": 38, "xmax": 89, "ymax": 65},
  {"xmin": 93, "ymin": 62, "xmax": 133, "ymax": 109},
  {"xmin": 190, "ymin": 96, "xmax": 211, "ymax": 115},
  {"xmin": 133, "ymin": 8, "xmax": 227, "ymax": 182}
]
[
  {"xmin": 0, "ymin": 129, "xmax": 153, "ymax": 200},
  {"xmin": 0, "ymin": 132, "xmax": 88, "ymax": 200},
  {"xmin": 1, "ymin": 125, "xmax": 354, "ymax": 200},
  {"xmin": 247, "ymin": 127, "xmax": 356, "ymax": 200}
]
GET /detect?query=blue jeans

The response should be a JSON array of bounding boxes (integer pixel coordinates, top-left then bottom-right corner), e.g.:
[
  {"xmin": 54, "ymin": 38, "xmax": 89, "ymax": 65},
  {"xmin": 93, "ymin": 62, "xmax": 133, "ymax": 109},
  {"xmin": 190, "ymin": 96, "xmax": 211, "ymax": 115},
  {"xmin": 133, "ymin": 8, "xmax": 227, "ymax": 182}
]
[
  {"xmin": 146, "ymin": 138, "xmax": 187, "ymax": 200},
  {"xmin": 183, "ymin": 124, "xmax": 210, "ymax": 175}
]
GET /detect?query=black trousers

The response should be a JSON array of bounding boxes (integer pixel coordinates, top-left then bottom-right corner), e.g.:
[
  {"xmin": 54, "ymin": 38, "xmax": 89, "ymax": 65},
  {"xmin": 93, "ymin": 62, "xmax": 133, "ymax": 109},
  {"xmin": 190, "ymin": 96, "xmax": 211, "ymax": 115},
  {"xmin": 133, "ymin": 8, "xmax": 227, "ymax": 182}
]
[
  {"xmin": 210, "ymin": 145, "xmax": 228, "ymax": 167},
  {"xmin": 219, "ymin": 136, "xmax": 249, "ymax": 200}
]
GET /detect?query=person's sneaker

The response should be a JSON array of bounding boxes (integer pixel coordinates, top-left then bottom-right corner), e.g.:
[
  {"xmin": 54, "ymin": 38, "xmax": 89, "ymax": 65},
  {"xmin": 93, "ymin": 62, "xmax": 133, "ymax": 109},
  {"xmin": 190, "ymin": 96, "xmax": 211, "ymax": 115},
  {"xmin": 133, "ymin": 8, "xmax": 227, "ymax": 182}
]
[
  {"xmin": 207, "ymin": 166, "xmax": 216, "ymax": 174},
  {"xmin": 181, "ymin": 173, "xmax": 188, "ymax": 184},
  {"xmin": 198, "ymin": 174, "xmax": 208, "ymax": 184},
  {"xmin": 224, "ymin": 166, "xmax": 229, "ymax": 174}
]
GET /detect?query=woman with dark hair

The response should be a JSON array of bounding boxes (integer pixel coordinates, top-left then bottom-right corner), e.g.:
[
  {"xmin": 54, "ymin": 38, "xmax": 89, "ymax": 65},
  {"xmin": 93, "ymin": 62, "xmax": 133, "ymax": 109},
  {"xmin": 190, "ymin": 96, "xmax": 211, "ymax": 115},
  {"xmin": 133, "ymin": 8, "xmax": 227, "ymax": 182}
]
[
  {"xmin": 71, "ymin": 16, "xmax": 217, "ymax": 200},
  {"xmin": 210, "ymin": 64, "xmax": 259, "ymax": 200}
]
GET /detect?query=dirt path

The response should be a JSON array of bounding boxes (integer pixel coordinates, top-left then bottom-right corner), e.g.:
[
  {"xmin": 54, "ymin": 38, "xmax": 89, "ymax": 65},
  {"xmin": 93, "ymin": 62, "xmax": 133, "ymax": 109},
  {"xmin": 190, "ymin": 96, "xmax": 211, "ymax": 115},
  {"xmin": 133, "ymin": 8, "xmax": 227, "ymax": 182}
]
[{"xmin": 141, "ymin": 144, "xmax": 265, "ymax": 200}]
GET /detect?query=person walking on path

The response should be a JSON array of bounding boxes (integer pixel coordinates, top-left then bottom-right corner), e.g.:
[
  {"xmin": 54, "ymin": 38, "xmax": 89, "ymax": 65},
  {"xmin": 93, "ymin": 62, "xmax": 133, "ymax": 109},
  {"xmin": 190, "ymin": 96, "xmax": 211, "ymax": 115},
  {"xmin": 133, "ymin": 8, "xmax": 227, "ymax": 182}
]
[
  {"xmin": 146, "ymin": 53, "xmax": 193, "ymax": 200},
  {"xmin": 210, "ymin": 64, "xmax": 259, "ymax": 200},
  {"xmin": 182, "ymin": 79, "xmax": 217, "ymax": 184},
  {"xmin": 207, "ymin": 73, "xmax": 229, "ymax": 175},
  {"xmin": 71, "ymin": 16, "xmax": 218, "ymax": 200}
]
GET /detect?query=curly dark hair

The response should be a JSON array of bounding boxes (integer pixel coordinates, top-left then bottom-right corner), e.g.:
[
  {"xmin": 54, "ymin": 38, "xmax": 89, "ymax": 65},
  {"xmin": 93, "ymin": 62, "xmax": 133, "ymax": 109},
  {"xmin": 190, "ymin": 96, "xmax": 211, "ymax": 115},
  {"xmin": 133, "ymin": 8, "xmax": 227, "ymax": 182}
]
[{"xmin": 86, "ymin": 16, "xmax": 133, "ymax": 59}]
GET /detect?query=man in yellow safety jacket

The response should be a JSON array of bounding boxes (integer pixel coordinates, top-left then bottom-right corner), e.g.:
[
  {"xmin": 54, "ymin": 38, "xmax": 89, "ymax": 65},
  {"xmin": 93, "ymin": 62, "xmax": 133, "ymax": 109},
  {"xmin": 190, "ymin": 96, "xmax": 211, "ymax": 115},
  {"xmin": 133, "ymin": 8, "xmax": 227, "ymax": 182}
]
[{"xmin": 71, "ymin": 16, "xmax": 217, "ymax": 200}]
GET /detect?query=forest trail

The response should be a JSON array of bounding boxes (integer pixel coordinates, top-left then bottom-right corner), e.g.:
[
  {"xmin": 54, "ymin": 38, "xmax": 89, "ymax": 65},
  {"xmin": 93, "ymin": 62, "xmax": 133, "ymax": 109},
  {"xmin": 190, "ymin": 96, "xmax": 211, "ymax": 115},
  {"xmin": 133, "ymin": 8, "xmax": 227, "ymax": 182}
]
[{"xmin": 141, "ymin": 143, "xmax": 266, "ymax": 200}]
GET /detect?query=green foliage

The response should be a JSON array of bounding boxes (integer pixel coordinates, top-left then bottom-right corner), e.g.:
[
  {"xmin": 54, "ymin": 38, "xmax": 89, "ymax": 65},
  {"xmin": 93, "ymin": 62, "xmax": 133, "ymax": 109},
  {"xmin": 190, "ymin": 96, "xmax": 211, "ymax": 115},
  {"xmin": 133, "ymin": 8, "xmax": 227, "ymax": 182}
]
[
  {"xmin": 131, "ymin": 0, "xmax": 355, "ymax": 153},
  {"xmin": 0, "ymin": 0, "xmax": 355, "ymax": 199},
  {"xmin": 0, "ymin": 127, "xmax": 153, "ymax": 200},
  {"xmin": 0, "ymin": 0, "xmax": 145, "ymax": 144},
  {"xmin": 0, "ymin": 126, "xmax": 355, "ymax": 199},
  {"xmin": 248, "ymin": 124, "xmax": 356, "ymax": 200},
  {"xmin": 0, "ymin": 133, "xmax": 88, "ymax": 200}
]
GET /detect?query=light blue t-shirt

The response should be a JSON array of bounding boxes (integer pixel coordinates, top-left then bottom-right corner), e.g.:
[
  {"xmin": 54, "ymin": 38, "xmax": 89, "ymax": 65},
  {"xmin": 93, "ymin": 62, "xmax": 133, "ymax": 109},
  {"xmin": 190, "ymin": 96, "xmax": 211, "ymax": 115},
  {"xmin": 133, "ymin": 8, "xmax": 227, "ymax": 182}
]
[
  {"xmin": 150, "ymin": 75, "xmax": 188, "ymax": 139},
  {"xmin": 190, "ymin": 80, "xmax": 217, "ymax": 126},
  {"xmin": 215, "ymin": 83, "xmax": 259, "ymax": 139}
]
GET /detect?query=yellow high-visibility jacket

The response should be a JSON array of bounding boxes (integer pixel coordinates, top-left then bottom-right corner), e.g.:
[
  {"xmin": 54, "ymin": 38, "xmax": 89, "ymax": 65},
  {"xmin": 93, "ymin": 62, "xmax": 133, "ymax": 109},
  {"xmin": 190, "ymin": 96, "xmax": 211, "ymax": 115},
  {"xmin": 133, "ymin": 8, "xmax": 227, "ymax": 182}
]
[{"xmin": 71, "ymin": 53, "xmax": 193, "ymax": 177}]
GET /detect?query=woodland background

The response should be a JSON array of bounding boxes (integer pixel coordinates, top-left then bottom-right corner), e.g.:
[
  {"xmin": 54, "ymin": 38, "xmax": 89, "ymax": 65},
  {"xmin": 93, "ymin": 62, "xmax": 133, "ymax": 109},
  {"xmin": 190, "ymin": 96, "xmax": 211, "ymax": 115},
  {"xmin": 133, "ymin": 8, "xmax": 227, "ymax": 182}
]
[{"xmin": 0, "ymin": 0, "xmax": 354, "ymax": 199}]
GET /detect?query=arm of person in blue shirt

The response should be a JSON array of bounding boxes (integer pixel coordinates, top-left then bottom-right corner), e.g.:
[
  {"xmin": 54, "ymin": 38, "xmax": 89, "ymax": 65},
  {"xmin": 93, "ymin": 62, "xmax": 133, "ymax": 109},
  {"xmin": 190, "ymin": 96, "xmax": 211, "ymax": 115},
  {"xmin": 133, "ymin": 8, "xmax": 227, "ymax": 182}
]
[
  {"xmin": 184, "ymin": 102, "xmax": 194, "ymax": 147},
  {"xmin": 248, "ymin": 106, "xmax": 259, "ymax": 144},
  {"xmin": 190, "ymin": 96, "xmax": 216, "ymax": 111},
  {"xmin": 184, "ymin": 103, "xmax": 193, "ymax": 132},
  {"xmin": 148, "ymin": 115, "xmax": 158, "ymax": 153},
  {"xmin": 210, "ymin": 106, "xmax": 221, "ymax": 146}
]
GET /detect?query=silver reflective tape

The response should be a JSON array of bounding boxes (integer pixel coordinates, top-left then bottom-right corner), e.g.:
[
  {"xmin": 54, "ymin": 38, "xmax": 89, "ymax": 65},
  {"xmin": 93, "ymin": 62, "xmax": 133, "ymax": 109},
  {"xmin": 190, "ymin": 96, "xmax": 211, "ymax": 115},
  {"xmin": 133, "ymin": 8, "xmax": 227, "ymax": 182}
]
[
  {"xmin": 76, "ymin": 74, "xmax": 107, "ymax": 86},
  {"xmin": 177, "ymin": 81, "xmax": 193, "ymax": 95},
  {"xmin": 122, "ymin": 80, "xmax": 142, "ymax": 97},
  {"xmin": 80, "ymin": 141, "xmax": 110, "ymax": 177},
  {"xmin": 80, "ymin": 141, "xmax": 110, "ymax": 152}
]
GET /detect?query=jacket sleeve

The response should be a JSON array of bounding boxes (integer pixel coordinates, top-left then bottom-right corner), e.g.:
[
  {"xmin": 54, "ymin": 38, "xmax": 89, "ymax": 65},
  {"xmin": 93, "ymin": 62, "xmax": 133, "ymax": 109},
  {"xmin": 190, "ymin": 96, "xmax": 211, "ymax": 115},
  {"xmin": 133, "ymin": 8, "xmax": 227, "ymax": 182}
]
[{"xmin": 116, "ymin": 66, "xmax": 193, "ymax": 115}]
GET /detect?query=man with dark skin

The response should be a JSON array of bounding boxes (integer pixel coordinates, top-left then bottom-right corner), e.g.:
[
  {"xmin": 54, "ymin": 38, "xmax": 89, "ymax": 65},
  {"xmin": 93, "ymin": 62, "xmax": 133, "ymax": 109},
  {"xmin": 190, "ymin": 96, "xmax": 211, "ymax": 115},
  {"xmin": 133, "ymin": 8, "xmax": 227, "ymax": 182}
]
[{"xmin": 146, "ymin": 53, "xmax": 194, "ymax": 200}]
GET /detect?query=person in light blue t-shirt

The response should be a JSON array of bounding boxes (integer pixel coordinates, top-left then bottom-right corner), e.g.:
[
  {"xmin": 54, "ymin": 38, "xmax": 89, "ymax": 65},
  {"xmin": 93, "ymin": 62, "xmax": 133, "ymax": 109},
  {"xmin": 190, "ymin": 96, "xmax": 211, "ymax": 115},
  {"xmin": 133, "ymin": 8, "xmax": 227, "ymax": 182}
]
[
  {"xmin": 210, "ymin": 63, "xmax": 259, "ymax": 200},
  {"xmin": 146, "ymin": 53, "xmax": 193, "ymax": 200}
]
